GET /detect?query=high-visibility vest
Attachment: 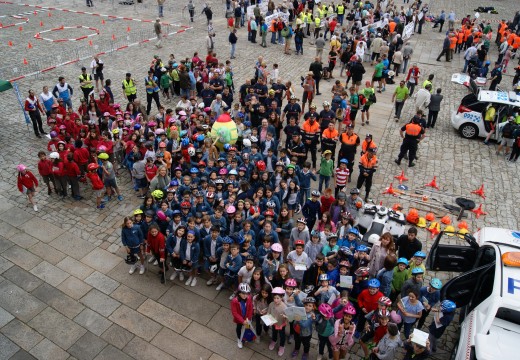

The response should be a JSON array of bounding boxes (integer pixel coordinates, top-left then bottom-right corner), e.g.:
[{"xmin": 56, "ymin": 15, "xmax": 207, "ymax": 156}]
[
  {"xmin": 315, "ymin": 17, "xmax": 321, "ymax": 27},
  {"xmin": 337, "ymin": 5, "xmax": 345, "ymax": 15},
  {"xmin": 341, "ymin": 133, "xmax": 359, "ymax": 145},
  {"xmin": 79, "ymin": 73, "xmax": 93, "ymax": 89},
  {"xmin": 122, "ymin": 79, "xmax": 137, "ymax": 96},
  {"xmin": 405, "ymin": 123, "xmax": 422, "ymax": 137}
]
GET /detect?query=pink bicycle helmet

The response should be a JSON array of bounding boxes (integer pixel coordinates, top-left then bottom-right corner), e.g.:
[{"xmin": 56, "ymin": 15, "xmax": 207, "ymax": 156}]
[
  {"xmin": 319, "ymin": 303, "xmax": 333, "ymax": 318},
  {"xmin": 272, "ymin": 287, "xmax": 285, "ymax": 295},
  {"xmin": 219, "ymin": 168, "xmax": 228, "ymax": 175},
  {"xmin": 343, "ymin": 304, "xmax": 356, "ymax": 316},
  {"xmin": 271, "ymin": 243, "xmax": 283, "ymax": 252},
  {"xmin": 284, "ymin": 278, "xmax": 297, "ymax": 288},
  {"xmin": 97, "ymin": 145, "xmax": 107, "ymax": 152},
  {"xmin": 204, "ymin": 107, "xmax": 211, "ymax": 113},
  {"xmin": 390, "ymin": 310, "xmax": 402, "ymax": 324},
  {"xmin": 17, "ymin": 164, "xmax": 26, "ymax": 172},
  {"xmin": 378, "ymin": 296, "xmax": 392, "ymax": 307},
  {"xmin": 156, "ymin": 210, "xmax": 167, "ymax": 221}
]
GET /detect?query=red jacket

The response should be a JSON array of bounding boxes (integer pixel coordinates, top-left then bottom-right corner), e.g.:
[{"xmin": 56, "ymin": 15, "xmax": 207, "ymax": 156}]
[
  {"xmin": 147, "ymin": 231, "xmax": 166, "ymax": 260},
  {"xmin": 63, "ymin": 161, "xmax": 81, "ymax": 177},
  {"xmin": 17, "ymin": 171, "xmax": 38, "ymax": 192},
  {"xmin": 230, "ymin": 295, "xmax": 254, "ymax": 324},
  {"xmin": 47, "ymin": 139, "xmax": 60, "ymax": 152},
  {"xmin": 357, "ymin": 289, "xmax": 383, "ymax": 313},
  {"xmin": 52, "ymin": 161, "xmax": 64, "ymax": 177},
  {"xmin": 38, "ymin": 159, "xmax": 53, "ymax": 176},
  {"xmin": 86, "ymin": 171, "xmax": 104, "ymax": 190},
  {"xmin": 73, "ymin": 147, "xmax": 90, "ymax": 165}
]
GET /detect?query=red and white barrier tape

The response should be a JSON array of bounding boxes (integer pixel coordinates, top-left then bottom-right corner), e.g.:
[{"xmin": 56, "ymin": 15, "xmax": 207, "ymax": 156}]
[
  {"xmin": 34, "ymin": 25, "xmax": 100, "ymax": 42},
  {"xmin": 0, "ymin": 14, "xmax": 29, "ymax": 28}
]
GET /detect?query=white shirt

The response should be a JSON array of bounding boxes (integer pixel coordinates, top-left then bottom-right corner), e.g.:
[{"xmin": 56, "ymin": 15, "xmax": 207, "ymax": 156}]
[{"xmin": 238, "ymin": 266, "xmax": 254, "ymax": 284}]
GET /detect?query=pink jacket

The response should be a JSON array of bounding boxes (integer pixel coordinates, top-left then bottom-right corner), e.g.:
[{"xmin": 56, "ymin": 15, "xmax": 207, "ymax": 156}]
[{"xmin": 329, "ymin": 319, "xmax": 355, "ymax": 347}]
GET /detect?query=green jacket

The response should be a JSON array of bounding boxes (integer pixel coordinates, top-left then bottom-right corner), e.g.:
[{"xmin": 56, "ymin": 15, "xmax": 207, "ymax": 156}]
[
  {"xmin": 319, "ymin": 157, "xmax": 334, "ymax": 177},
  {"xmin": 391, "ymin": 266, "xmax": 409, "ymax": 293}
]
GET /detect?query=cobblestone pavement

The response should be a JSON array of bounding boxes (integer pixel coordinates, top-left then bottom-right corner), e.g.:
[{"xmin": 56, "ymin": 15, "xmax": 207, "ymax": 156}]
[{"xmin": 0, "ymin": 0, "xmax": 518, "ymax": 358}]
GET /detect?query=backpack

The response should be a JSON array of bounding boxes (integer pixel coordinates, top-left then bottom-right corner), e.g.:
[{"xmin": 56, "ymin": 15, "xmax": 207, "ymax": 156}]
[
  {"xmin": 357, "ymin": 93, "xmax": 367, "ymax": 105},
  {"xmin": 502, "ymin": 124, "xmax": 512, "ymax": 138},
  {"xmin": 331, "ymin": 94, "xmax": 342, "ymax": 112}
]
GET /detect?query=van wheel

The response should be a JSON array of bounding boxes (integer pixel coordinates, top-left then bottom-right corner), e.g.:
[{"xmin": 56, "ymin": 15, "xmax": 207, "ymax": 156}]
[{"xmin": 459, "ymin": 123, "xmax": 478, "ymax": 139}]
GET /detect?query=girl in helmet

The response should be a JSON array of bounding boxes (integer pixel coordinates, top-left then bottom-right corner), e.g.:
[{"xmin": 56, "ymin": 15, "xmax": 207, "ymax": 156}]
[
  {"xmin": 329, "ymin": 304, "xmax": 356, "ymax": 360},
  {"xmin": 291, "ymin": 297, "xmax": 317, "ymax": 359},
  {"xmin": 417, "ymin": 278, "xmax": 442, "ymax": 329},
  {"xmin": 390, "ymin": 257, "xmax": 410, "ymax": 304},
  {"xmin": 315, "ymin": 273, "xmax": 341, "ymax": 305},
  {"xmin": 268, "ymin": 287, "xmax": 289, "ymax": 355},
  {"xmin": 231, "ymin": 282, "xmax": 254, "ymax": 349},
  {"xmin": 427, "ymin": 300, "xmax": 455, "ymax": 352},
  {"xmin": 16, "ymin": 164, "xmax": 39, "ymax": 212},
  {"xmin": 284, "ymin": 277, "xmax": 304, "ymax": 345},
  {"xmin": 316, "ymin": 303, "xmax": 336, "ymax": 360},
  {"xmin": 85, "ymin": 162, "xmax": 105, "ymax": 209}
]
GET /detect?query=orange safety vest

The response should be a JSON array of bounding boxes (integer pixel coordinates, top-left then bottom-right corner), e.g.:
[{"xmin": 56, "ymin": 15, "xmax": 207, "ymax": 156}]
[
  {"xmin": 473, "ymin": 31, "xmax": 482, "ymax": 43},
  {"xmin": 507, "ymin": 33, "xmax": 515, "ymax": 46},
  {"xmin": 449, "ymin": 36, "xmax": 457, "ymax": 49},
  {"xmin": 322, "ymin": 128, "xmax": 339, "ymax": 139},
  {"xmin": 457, "ymin": 31, "xmax": 464, "ymax": 44},
  {"xmin": 463, "ymin": 28, "xmax": 471, "ymax": 42},
  {"xmin": 359, "ymin": 153, "xmax": 377, "ymax": 169},
  {"xmin": 388, "ymin": 21, "xmax": 396, "ymax": 33},
  {"xmin": 405, "ymin": 123, "xmax": 422, "ymax": 136},
  {"xmin": 513, "ymin": 36, "xmax": 520, "ymax": 50},
  {"xmin": 361, "ymin": 139, "xmax": 377, "ymax": 153},
  {"xmin": 302, "ymin": 120, "xmax": 320, "ymax": 134},
  {"xmin": 499, "ymin": 22, "xmax": 507, "ymax": 35},
  {"xmin": 341, "ymin": 133, "xmax": 359, "ymax": 145}
]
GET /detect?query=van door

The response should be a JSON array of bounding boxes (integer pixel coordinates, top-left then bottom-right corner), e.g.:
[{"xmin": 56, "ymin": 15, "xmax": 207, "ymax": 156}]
[{"xmin": 427, "ymin": 231, "xmax": 479, "ymax": 272}]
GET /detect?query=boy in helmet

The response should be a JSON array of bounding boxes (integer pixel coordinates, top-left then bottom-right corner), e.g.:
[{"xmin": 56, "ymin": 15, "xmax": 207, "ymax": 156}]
[
  {"xmin": 401, "ymin": 267, "xmax": 424, "ymax": 298},
  {"xmin": 346, "ymin": 188, "xmax": 363, "ymax": 219},
  {"xmin": 86, "ymin": 163, "xmax": 105, "ymax": 209},
  {"xmin": 417, "ymin": 278, "xmax": 442, "ymax": 329},
  {"xmin": 391, "ymin": 257, "xmax": 410, "ymax": 303},
  {"xmin": 407, "ymin": 251, "xmax": 426, "ymax": 276},
  {"xmin": 287, "ymin": 239, "xmax": 310, "ymax": 282},
  {"xmin": 302, "ymin": 191, "xmax": 322, "ymax": 231},
  {"xmin": 314, "ymin": 272, "xmax": 340, "ymax": 305},
  {"xmin": 356, "ymin": 279, "xmax": 384, "ymax": 337},
  {"xmin": 427, "ymin": 300, "xmax": 455, "ymax": 352}
]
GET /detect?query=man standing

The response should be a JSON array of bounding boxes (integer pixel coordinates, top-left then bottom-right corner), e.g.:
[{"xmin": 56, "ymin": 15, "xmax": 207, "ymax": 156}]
[
  {"xmin": 395, "ymin": 115, "xmax": 425, "ymax": 167},
  {"xmin": 52, "ymin": 77, "xmax": 73, "ymax": 110},
  {"xmin": 309, "ymin": 57, "xmax": 323, "ymax": 95},
  {"xmin": 414, "ymin": 84, "xmax": 432, "ymax": 112},
  {"xmin": 436, "ymin": 33, "xmax": 451, "ymax": 62},
  {"xmin": 229, "ymin": 29, "xmax": 238, "ymax": 59},
  {"xmin": 432, "ymin": 10, "xmax": 446, "ymax": 32},
  {"xmin": 356, "ymin": 147, "xmax": 377, "ymax": 202},
  {"xmin": 405, "ymin": 63, "xmax": 420, "ymax": 96},
  {"xmin": 184, "ymin": 0, "xmax": 195, "ymax": 22},
  {"xmin": 250, "ymin": 17, "xmax": 257, "ymax": 43},
  {"xmin": 489, "ymin": 62, "xmax": 503, "ymax": 90},
  {"xmin": 447, "ymin": 11, "xmax": 456, "ymax": 31},
  {"xmin": 427, "ymin": 88, "xmax": 443, "ymax": 128},
  {"xmin": 144, "ymin": 70, "xmax": 161, "ymax": 115},
  {"xmin": 401, "ymin": 42, "xmax": 413, "ymax": 75},
  {"xmin": 154, "ymin": 18, "xmax": 162, "ymax": 48},
  {"xmin": 122, "ymin": 73, "xmax": 137, "ymax": 103},
  {"xmin": 157, "ymin": 0, "xmax": 165, "ymax": 17},
  {"xmin": 302, "ymin": 113, "xmax": 320, "ymax": 170},
  {"xmin": 282, "ymin": 95, "xmax": 302, "ymax": 123},
  {"xmin": 392, "ymin": 80, "xmax": 409, "ymax": 122},
  {"xmin": 78, "ymin": 67, "xmax": 94, "ymax": 100},
  {"xmin": 40, "ymin": 86, "xmax": 56, "ymax": 117},
  {"xmin": 90, "ymin": 56, "xmax": 104, "ymax": 93},
  {"xmin": 338, "ymin": 124, "xmax": 360, "ymax": 181},
  {"xmin": 25, "ymin": 89, "xmax": 47, "ymax": 138},
  {"xmin": 207, "ymin": 32, "xmax": 215, "ymax": 54},
  {"xmin": 301, "ymin": 72, "xmax": 316, "ymax": 112},
  {"xmin": 315, "ymin": 34, "xmax": 326, "ymax": 61}
]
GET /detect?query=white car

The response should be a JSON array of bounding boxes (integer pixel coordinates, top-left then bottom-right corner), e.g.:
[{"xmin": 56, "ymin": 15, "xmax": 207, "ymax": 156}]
[
  {"xmin": 427, "ymin": 227, "xmax": 520, "ymax": 360},
  {"xmin": 450, "ymin": 73, "xmax": 518, "ymax": 139}
]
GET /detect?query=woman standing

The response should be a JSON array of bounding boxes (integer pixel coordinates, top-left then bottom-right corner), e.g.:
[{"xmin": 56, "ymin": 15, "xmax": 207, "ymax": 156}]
[{"xmin": 367, "ymin": 232, "xmax": 396, "ymax": 278}]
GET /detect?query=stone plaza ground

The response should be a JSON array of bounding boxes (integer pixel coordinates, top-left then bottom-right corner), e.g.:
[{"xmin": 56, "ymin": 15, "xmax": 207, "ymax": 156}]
[{"xmin": 0, "ymin": 0, "xmax": 519, "ymax": 359}]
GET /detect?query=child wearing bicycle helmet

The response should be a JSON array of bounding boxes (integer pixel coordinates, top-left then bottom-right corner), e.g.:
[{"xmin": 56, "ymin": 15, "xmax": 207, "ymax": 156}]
[
  {"xmin": 291, "ymin": 297, "xmax": 317, "ymax": 359},
  {"xmin": 315, "ymin": 273, "xmax": 341, "ymax": 305},
  {"xmin": 315, "ymin": 303, "xmax": 336, "ymax": 360},
  {"xmin": 417, "ymin": 278, "xmax": 442, "ymax": 329},
  {"xmin": 390, "ymin": 257, "xmax": 410, "ymax": 304},
  {"xmin": 305, "ymin": 230, "xmax": 324, "ymax": 263},
  {"xmin": 330, "ymin": 304, "xmax": 356, "ymax": 359},
  {"xmin": 356, "ymin": 278, "xmax": 384, "ymax": 336},
  {"xmin": 231, "ymin": 282, "xmax": 254, "ymax": 349},
  {"xmin": 267, "ymin": 287, "xmax": 288, "ymax": 356},
  {"xmin": 427, "ymin": 300, "xmax": 455, "ymax": 352},
  {"xmin": 407, "ymin": 251, "xmax": 426, "ymax": 276},
  {"xmin": 16, "ymin": 164, "xmax": 39, "ymax": 212},
  {"xmin": 283, "ymin": 278, "xmax": 304, "ymax": 345}
]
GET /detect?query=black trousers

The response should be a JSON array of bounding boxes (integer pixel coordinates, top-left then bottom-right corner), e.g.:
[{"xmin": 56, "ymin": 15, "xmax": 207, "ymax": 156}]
[
  {"xmin": 81, "ymin": 87, "xmax": 93, "ymax": 100},
  {"xmin": 294, "ymin": 333, "xmax": 311, "ymax": 353},
  {"xmin": 146, "ymin": 91, "xmax": 161, "ymax": 115},
  {"xmin": 251, "ymin": 30, "xmax": 257, "ymax": 43},
  {"xmin": 427, "ymin": 110, "xmax": 439, "ymax": 128},
  {"xmin": 304, "ymin": 143, "xmax": 318, "ymax": 168},
  {"xmin": 127, "ymin": 94, "xmax": 137, "ymax": 103},
  {"xmin": 436, "ymin": 48, "xmax": 450, "ymax": 61},
  {"xmin": 398, "ymin": 139, "xmax": 418, "ymax": 165},
  {"xmin": 28, "ymin": 110, "xmax": 44, "ymax": 136},
  {"xmin": 356, "ymin": 172, "xmax": 374, "ymax": 197}
]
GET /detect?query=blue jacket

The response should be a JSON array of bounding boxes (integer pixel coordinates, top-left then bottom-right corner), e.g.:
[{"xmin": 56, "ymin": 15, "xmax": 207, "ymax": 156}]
[
  {"xmin": 255, "ymin": 229, "xmax": 279, "ymax": 248},
  {"xmin": 302, "ymin": 199, "xmax": 321, "ymax": 221},
  {"xmin": 257, "ymin": 245, "xmax": 270, "ymax": 265},
  {"xmin": 121, "ymin": 225, "xmax": 144, "ymax": 248},
  {"xmin": 377, "ymin": 268, "xmax": 394, "ymax": 297},
  {"xmin": 225, "ymin": 253, "xmax": 243, "ymax": 274},
  {"xmin": 298, "ymin": 170, "xmax": 317, "ymax": 189},
  {"xmin": 203, "ymin": 235, "xmax": 223, "ymax": 258},
  {"xmin": 211, "ymin": 215, "xmax": 228, "ymax": 236},
  {"xmin": 166, "ymin": 234, "xmax": 182, "ymax": 254},
  {"xmin": 180, "ymin": 239, "xmax": 201, "ymax": 265}
]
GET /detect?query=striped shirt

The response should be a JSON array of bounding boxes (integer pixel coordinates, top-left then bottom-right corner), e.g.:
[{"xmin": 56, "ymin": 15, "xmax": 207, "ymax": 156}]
[{"xmin": 335, "ymin": 168, "xmax": 350, "ymax": 186}]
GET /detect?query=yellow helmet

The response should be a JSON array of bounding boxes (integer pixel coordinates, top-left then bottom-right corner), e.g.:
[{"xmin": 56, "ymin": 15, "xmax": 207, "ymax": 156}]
[
  {"xmin": 416, "ymin": 217, "xmax": 426, "ymax": 228},
  {"xmin": 457, "ymin": 228, "xmax": 469, "ymax": 239},
  {"xmin": 112, "ymin": 129, "xmax": 120, "ymax": 134},
  {"xmin": 444, "ymin": 225, "xmax": 455, "ymax": 236},
  {"xmin": 133, "ymin": 209, "xmax": 143, "ymax": 215}
]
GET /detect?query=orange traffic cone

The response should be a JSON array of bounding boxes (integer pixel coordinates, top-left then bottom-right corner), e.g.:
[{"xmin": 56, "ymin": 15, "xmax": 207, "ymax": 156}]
[
  {"xmin": 427, "ymin": 222, "xmax": 440, "ymax": 238},
  {"xmin": 472, "ymin": 204, "xmax": 487, "ymax": 218},
  {"xmin": 127, "ymin": 26, "xmax": 131, "ymax": 32},
  {"xmin": 89, "ymin": 40, "xmax": 93, "ymax": 46},
  {"xmin": 471, "ymin": 184, "xmax": 486, "ymax": 199},
  {"xmin": 112, "ymin": 34, "xmax": 116, "ymax": 40},
  {"xmin": 101, "ymin": 19, "xmax": 105, "ymax": 24},
  {"xmin": 8, "ymin": 41, "xmax": 13, "ymax": 47},
  {"xmin": 457, "ymin": 221, "xmax": 468, "ymax": 229},
  {"xmin": 424, "ymin": 176, "xmax": 440, "ymax": 190},
  {"xmin": 28, "ymin": 42, "xmax": 33, "ymax": 49},
  {"xmin": 34, "ymin": 11, "xmax": 37, "ymax": 15},
  {"xmin": 18, "ymin": 26, "xmax": 23, "ymax": 32},
  {"xmin": 382, "ymin": 183, "xmax": 396, "ymax": 195},
  {"xmin": 48, "ymin": 12, "xmax": 52, "ymax": 17},
  {"xmin": 394, "ymin": 170, "xmax": 408, "ymax": 184},
  {"xmin": 40, "ymin": 21, "xmax": 43, "ymax": 26},
  {"xmin": 23, "ymin": 58, "xmax": 28, "ymax": 65}
]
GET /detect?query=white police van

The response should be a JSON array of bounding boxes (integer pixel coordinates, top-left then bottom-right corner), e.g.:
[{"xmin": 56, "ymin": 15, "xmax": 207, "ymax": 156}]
[
  {"xmin": 450, "ymin": 74, "xmax": 519, "ymax": 139},
  {"xmin": 427, "ymin": 227, "xmax": 520, "ymax": 360}
]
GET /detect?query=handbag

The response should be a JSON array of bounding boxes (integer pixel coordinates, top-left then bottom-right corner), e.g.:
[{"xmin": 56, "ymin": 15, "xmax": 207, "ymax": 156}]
[{"xmin": 240, "ymin": 320, "xmax": 257, "ymax": 343}]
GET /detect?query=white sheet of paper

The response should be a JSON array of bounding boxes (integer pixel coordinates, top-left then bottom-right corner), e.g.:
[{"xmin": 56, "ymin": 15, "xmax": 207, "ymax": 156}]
[
  {"xmin": 327, "ymin": 293, "xmax": 337, "ymax": 305},
  {"xmin": 261, "ymin": 314, "xmax": 277, "ymax": 326},
  {"xmin": 298, "ymin": 292, "xmax": 308, "ymax": 302},
  {"xmin": 411, "ymin": 329, "xmax": 429, "ymax": 347},
  {"xmin": 417, "ymin": 12, "xmax": 423, "ymax": 21},
  {"xmin": 475, "ymin": 12, "xmax": 480, "ymax": 18},
  {"xmin": 284, "ymin": 307, "xmax": 307, "ymax": 322},
  {"xmin": 434, "ymin": 311, "xmax": 444, "ymax": 328},
  {"xmin": 295, "ymin": 263, "xmax": 307, "ymax": 271},
  {"xmin": 339, "ymin": 275, "xmax": 353, "ymax": 288}
]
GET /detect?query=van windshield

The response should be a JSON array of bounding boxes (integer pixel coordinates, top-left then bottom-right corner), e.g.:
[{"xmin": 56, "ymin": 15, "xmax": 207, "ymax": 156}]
[{"xmin": 496, "ymin": 307, "xmax": 520, "ymax": 326}]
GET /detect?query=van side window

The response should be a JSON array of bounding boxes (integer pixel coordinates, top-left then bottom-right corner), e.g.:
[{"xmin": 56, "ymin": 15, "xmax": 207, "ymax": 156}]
[
  {"xmin": 469, "ymin": 263, "xmax": 495, "ymax": 313},
  {"xmin": 475, "ymin": 246, "xmax": 495, "ymax": 268}
]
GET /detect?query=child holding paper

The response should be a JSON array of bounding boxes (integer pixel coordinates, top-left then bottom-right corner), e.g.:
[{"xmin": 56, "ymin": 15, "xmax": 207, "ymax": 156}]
[
  {"xmin": 291, "ymin": 297, "xmax": 317, "ymax": 359},
  {"xmin": 397, "ymin": 289, "xmax": 425, "ymax": 339},
  {"xmin": 314, "ymin": 273, "xmax": 341, "ymax": 305},
  {"xmin": 329, "ymin": 304, "xmax": 356, "ymax": 360},
  {"xmin": 427, "ymin": 300, "xmax": 456, "ymax": 352},
  {"xmin": 267, "ymin": 287, "xmax": 288, "ymax": 356}
]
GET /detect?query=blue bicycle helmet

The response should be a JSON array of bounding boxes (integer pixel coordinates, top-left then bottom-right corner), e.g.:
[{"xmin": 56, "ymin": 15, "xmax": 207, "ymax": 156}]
[
  {"xmin": 440, "ymin": 300, "xmax": 456, "ymax": 313},
  {"xmin": 348, "ymin": 228, "xmax": 360, "ymax": 236},
  {"xmin": 319, "ymin": 274, "xmax": 329, "ymax": 282},
  {"xmin": 196, "ymin": 134, "xmax": 205, "ymax": 142},
  {"xmin": 224, "ymin": 144, "xmax": 231, "ymax": 151},
  {"xmin": 397, "ymin": 257, "xmax": 409, "ymax": 266},
  {"xmin": 181, "ymin": 138, "xmax": 190, "ymax": 147},
  {"xmin": 411, "ymin": 267, "xmax": 424, "ymax": 275},
  {"xmin": 222, "ymin": 236, "xmax": 233, "ymax": 244},
  {"xmin": 190, "ymin": 167, "xmax": 199, "ymax": 174},
  {"xmin": 414, "ymin": 251, "xmax": 427, "ymax": 258},
  {"xmin": 133, "ymin": 124, "xmax": 141, "ymax": 130},
  {"xmin": 430, "ymin": 278, "xmax": 442, "ymax": 290},
  {"xmin": 356, "ymin": 244, "xmax": 368, "ymax": 252},
  {"xmin": 368, "ymin": 279, "xmax": 381, "ymax": 288},
  {"xmin": 172, "ymin": 209, "xmax": 181, "ymax": 215},
  {"xmin": 311, "ymin": 229, "xmax": 320, "ymax": 237},
  {"xmin": 180, "ymin": 130, "xmax": 188, "ymax": 137},
  {"xmin": 339, "ymin": 158, "xmax": 349, "ymax": 164},
  {"xmin": 169, "ymin": 179, "xmax": 179, "ymax": 187}
]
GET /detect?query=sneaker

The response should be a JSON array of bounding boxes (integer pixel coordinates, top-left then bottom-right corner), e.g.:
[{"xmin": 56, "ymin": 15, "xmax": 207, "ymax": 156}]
[
  {"xmin": 269, "ymin": 341, "xmax": 276, "ymax": 351},
  {"xmin": 291, "ymin": 350, "xmax": 299, "ymax": 358},
  {"xmin": 148, "ymin": 256, "xmax": 155, "ymax": 263},
  {"xmin": 33, "ymin": 205, "xmax": 38, "ymax": 212},
  {"xmin": 295, "ymin": 204, "xmax": 302, "ymax": 214},
  {"xmin": 206, "ymin": 278, "xmax": 215, "ymax": 285},
  {"xmin": 179, "ymin": 272, "xmax": 185, "ymax": 281},
  {"xmin": 302, "ymin": 353, "xmax": 309, "ymax": 360},
  {"xmin": 103, "ymin": 196, "xmax": 110, "ymax": 202},
  {"xmin": 394, "ymin": 159, "xmax": 401, "ymax": 165},
  {"xmin": 97, "ymin": 204, "xmax": 105, "ymax": 209},
  {"xmin": 139, "ymin": 264, "xmax": 145, "ymax": 275},
  {"xmin": 409, "ymin": 163, "xmax": 416, "ymax": 167},
  {"xmin": 190, "ymin": 277, "xmax": 197, "ymax": 287},
  {"xmin": 129, "ymin": 264, "xmax": 137, "ymax": 274},
  {"xmin": 117, "ymin": 195, "xmax": 124, "ymax": 201},
  {"xmin": 278, "ymin": 346, "xmax": 285, "ymax": 356},
  {"xmin": 185, "ymin": 276, "xmax": 193, "ymax": 286},
  {"xmin": 237, "ymin": 338, "xmax": 243, "ymax": 349},
  {"xmin": 229, "ymin": 293, "xmax": 236, "ymax": 300},
  {"xmin": 153, "ymin": 260, "xmax": 158, "ymax": 266},
  {"xmin": 216, "ymin": 282, "xmax": 224, "ymax": 291},
  {"xmin": 170, "ymin": 272, "xmax": 178, "ymax": 281}
]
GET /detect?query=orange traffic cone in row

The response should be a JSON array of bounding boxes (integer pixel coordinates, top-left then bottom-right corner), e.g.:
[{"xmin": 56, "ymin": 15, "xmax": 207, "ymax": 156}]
[
  {"xmin": 382, "ymin": 183, "xmax": 397, "ymax": 195},
  {"xmin": 394, "ymin": 170, "xmax": 409, "ymax": 184},
  {"xmin": 28, "ymin": 42, "xmax": 33, "ymax": 49},
  {"xmin": 23, "ymin": 58, "xmax": 28, "ymax": 65},
  {"xmin": 472, "ymin": 204, "xmax": 487, "ymax": 218},
  {"xmin": 471, "ymin": 184, "xmax": 486, "ymax": 199},
  {"xmin": 425, "ymin": 176, "xmax": 440, "ymax": 190},
  {"xmin": 427, "ymin": 222, "xmax": 441, "ymax": 238}
]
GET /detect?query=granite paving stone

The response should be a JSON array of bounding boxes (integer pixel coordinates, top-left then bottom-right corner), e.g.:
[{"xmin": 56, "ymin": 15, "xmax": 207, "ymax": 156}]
[
  {"xmin": 80, "ymin": 289, "xmax": 121, "ymax": 317},
  {"xmin": 122, "ymin": 336, "xmax": 175, "ymax": 360},
  {"xmin": 28, "ymin": 307, "xmax": 87, "ymax": 350},
  {"xmin": 107, "ymin": 262, "xmax": 169, "ymax": 300},
  {"xmin": 67, "ymin": 332, "xmax": 108, "ymax": 360},
  {"xmin": 49, "ymin": 233, "xmax": 96, "ymax": 261},
  {"xmin": 56, "ymin": 257, "xmax": 95, "ymax": 281},
  {"xmin": 109, "ymin": 284, "xmax": 147, "ymax": 310},
  {"xmin": 29, "ymin": 339, "xmax": 69, "ymax": 360},
  {"xmin": 0, "ymin": 255, "xmax": 14, "ymax": 274},
  {"xmin": 57, "ymin": 276, "xmax": 93, "ymax": 300},
  {"xmin": 8, "ymin": 232, "xmax": 39, "ymax": 249},
  {"xmin": 0, "ymin": 234, "xmax": 15, "ymax": 252},
  {"xmin": 81, "ymin": 248, "xmax": 122, "ymax": 274},
  {"xmin": 10, "ymin": 349, "xmax": 38, "ymax": 360},
  {"xmin": 84, "ymin": 271, "xmax": 120, "ymax": 295},
  {"xmin": 2, "ymin": 245, "xmax": 42, "ymax": 271},
  {"xmin": 0, "ymin": 306, "xmax": 15, "ymax": 327},
  {"xmin": 151, "ymin": 327, "xmax": 212, "ymax": 360},
  {"xmin": 19, "ymin": 218, "xmax": 65, "ymax": 243},
  {"xmin": 137, "ymin": 298, "xmax": 191, "ymax": 334},
  {"xmin": 0, "ymin": 333, "xmax": 21, "ymax": 359},
  {"xmin": 108, "ymin": 305, "xmax": 162, "ymax": 342},
  {"xmin": 2, "ymin": 265, "xmax": 43, "ymax": 292},
  {"xmin": 73, "ymin": 309, "xmax": 113, "ymax": 337},
  {"xmin": 100, "ymin": 324, "xmax": 134, "ymax": 350},
  {"xmin": 0, "ymin": 207, "xmax": 33, "ymax": 227},
  {"xmin": 1, "ymin": 318, "xmax": 45, "ymax": 351},
  {"xmin": 93, "ymin": 345, "xmax": 133, "ymax": 360},
  {"xmin": 27, "ymin": 242, "xmax": 67, "ymax": 266},
  {"xmin": 0, "ymin": 280, "xmax": 46, "ymax": 322},
  {"xmin": 31, "ymin": 283, "xmax": 85, "ymax": 319},
  {"xmin": 30, "ymin": 261, "xmax": 70, "ymax": 287}
]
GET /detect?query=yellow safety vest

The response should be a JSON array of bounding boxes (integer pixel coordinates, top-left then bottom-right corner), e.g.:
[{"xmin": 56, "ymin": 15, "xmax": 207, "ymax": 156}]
[
  {"xmin": 319, "ymin": 8, "xmax": 327, "ymax": 18},
  {"xmin": 315, "ymin": 17, "xmax": 321, "ymax": 27},
  {"xmin": 337, "ymin": 5, "xmax": 345, "ymax": 15},
  {"xmin": 79, "ymin": 73, "xmax": 93, "ymax": 89},
  {"xmin": 122, "ymin": 79, "xmax": 137, "ymax": 96}
]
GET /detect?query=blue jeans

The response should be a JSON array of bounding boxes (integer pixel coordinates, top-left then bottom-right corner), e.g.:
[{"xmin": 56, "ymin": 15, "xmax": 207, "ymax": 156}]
[
  {"xmin": 300, "ymin": 188, "xmax": 310, "ymax": 206},
  {"xmin": 230, "ymin": 43, "xmax": 236, "ymax": 57},
  {"xmin": 271, "ymin": 32, "xmax": 277, "ymax": 44},
  {"xmin": 337, "ymin": 14, "xmax": 344, "ymax": 25},
  {"xmin": 295, "ymin": 42, "xmax": 303, "ymax": 54},
  {"xmin": 462, "ymin": 59, "xmax": 470, "ymax": 73},
  {"xmin": 277, "ymin": 31, "xmax": 284, "ymax": 44},
  {"xmin": 319, "ymin": 175, "xmax": 330, "ymax": 192},
  {"xmin": 158, "ymin": 5, "xmax": 164, "ymax": 17}
]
